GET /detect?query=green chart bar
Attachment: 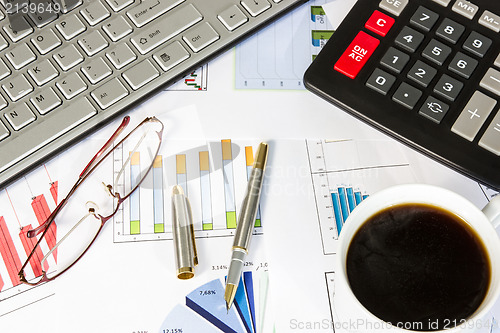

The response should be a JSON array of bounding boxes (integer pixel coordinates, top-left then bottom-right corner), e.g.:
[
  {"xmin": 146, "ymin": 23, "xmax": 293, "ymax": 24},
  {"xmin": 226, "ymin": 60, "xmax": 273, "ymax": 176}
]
[
  {"xmin": 222, "ymin": 140, "xmax": 237, "ymax": 229},
  {"xmin": 153, "ymin": 155, "xmax": 164, "ymax": 233},
  {"xmin": 199, "ymin": 151, "xmax": 213, "ymax": 231},
  {"xmin": 130, "ymin": 152, "xmax": 141, "ymax": 235},
  {"xmin": 245, "ymin": 146, "xmax": 261, "ymax": 228}
]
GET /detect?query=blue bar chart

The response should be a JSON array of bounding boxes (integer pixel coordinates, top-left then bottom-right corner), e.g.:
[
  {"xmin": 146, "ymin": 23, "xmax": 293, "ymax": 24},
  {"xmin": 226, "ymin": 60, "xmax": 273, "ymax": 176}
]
[
  {"xmin": 113, "ymin": 140, "xmax": 263, "ymax": 243},
  {"xmin": 307, "ymin": 139, "xmax": 415, "ymax": 254}
]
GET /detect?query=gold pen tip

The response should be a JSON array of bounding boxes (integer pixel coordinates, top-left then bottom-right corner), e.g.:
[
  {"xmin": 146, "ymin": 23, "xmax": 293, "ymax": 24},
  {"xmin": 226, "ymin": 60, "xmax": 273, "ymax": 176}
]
[
  {"xmin": 224, "ymin": 284, "xmax": 237, "ymax": 311},
  {"xmin": 254, "ymin": 142, "xmax": 268, "ymax": 170}
]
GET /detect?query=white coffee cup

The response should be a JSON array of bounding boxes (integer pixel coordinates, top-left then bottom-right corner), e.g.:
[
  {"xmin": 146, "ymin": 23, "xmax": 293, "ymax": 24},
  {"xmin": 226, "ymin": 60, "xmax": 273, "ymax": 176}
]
[{"xmin": 334, "ymin": 184, "xmax": 500, "ymax": 333}]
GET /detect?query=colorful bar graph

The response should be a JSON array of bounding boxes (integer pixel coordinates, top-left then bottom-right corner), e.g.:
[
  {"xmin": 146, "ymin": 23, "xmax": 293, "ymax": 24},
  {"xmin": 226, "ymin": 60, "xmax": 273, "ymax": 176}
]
[
  {"xmin": 49, "ymin": 181, "xmax": 58, "ymax": 204},
  {"xmin": 153, "ymin": 156, "xmax": 164, "ymax": 233},
  {"xmin": 130, "ymin": 152, "xmax": 141, "ymax": 235},
  {"xmin": 32, "ymin": 195, "xmax": 57, "ymax": 264},
  {"xmin": 245, "ymin": 147, "xmax": 261, "ymax": 228},
  {"xmin": 199, "ymin": 151, "xmax": 213, "ymax": 231},
  {"xmin": 222, "ymin": 140, "xmax": 237, "ymax": 229},
  {"xmin": 311, "ymin": 30, "xmax": 334, "ymax": 47},
  {"xmin": 0, "ymin": 217, "xmax": 22, "ymax": 286},
  {"xmin": 19, "ymin": 225, "xmax": 44, "ymax": 278},
  {"xmin": 331, "ymin": 186, "xmax": 368, "ymax": 236},
  {"xmin": 176, "ymin": 154, "xmax": 187, "ymax": 195},
  {"xmin": 310, "ymin": 5, "xmax": 325, "ymax": 21}
]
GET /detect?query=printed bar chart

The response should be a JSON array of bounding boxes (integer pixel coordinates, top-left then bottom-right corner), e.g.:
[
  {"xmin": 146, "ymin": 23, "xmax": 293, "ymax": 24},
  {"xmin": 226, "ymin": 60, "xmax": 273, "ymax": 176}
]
[
  {"xmin": 331, "ymin": 186, "xmax": 369, "ymax": 234},
  {"xmin": 32, "ymin": 194, "xmax": 57, "ymax": 263},
  {"xmin": 0, "ymin": 216, "xmax": 22, "ymax": 287},
  {"xmin": 245, "ymin": 146, "xmax": 261, "ymax": 228},
  {"xmin": 153, "ymin": 156, "xmax": 164, "ymax": 233},
  {"xmin": 222, "ymin": 140, "xmax": 237, "ymax": 229},
  {"xmin": 130, "ymin": 152, "xmax": 141, "ymax": 235},
  {"xmin": 199, "ymin": 151, "xmax": 213, "ymax": 231},
  {"xmin": 113, "ymin": 140, "xmax": 263, "ymax": 243}
]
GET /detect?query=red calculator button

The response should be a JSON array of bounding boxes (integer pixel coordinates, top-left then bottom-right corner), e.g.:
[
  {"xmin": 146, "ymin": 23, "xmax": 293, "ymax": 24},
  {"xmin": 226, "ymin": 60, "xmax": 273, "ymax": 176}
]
[
  {"xmin": 334, "ymin": 31, "xmax": 380, "ymax": 79},
  {"xmin": 365, "ymin": 10, "xmax": 395, "ymax": 37}
]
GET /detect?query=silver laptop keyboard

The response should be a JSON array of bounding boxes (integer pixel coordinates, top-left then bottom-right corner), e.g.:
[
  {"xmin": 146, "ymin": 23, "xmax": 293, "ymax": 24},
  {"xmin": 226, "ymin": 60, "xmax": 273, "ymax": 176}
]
[{"xmin": 0, "ymin": 0, "xmax": 305, "ymax": 187}]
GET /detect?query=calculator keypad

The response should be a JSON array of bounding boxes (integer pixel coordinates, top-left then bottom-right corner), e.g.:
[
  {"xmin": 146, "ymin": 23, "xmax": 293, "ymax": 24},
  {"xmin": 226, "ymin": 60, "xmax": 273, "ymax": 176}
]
[{"xmin": 332, "ymin": 0, "xmax": 500, "ymax": 156}]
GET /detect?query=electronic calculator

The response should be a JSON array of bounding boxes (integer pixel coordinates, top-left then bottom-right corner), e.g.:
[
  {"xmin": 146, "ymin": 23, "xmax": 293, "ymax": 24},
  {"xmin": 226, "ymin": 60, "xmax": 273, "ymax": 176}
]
[{"xmin": 304, "ymin": 0, "xmax": 500, "ymax": 190}]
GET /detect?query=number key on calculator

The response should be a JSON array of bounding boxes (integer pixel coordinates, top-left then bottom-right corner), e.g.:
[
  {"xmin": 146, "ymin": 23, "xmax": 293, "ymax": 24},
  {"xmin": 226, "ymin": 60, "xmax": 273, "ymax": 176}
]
[{"xmin": 304, "ymin": 0, "xmax": 500, "ymax": 190}]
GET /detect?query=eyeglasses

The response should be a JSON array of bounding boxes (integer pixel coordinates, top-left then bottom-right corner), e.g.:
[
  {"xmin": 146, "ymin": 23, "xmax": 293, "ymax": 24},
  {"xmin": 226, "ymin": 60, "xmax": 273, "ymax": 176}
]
[{"xmin": 18, "ymin": 116, "xmax": 164, "ymax": 286}]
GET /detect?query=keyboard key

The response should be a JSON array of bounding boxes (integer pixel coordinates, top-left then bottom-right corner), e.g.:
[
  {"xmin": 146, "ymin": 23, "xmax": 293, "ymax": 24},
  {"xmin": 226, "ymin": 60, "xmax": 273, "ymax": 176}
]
[
  {"xmin": 436, "ymin": 18, "xmax": 465, "ymax": 44},
  {"xmin": 0, "ymin": 59, "xmax": 10, "ymax": 80},
  {"xmin": 56, "ymin": 14, "xmax": 86, "ymax": 40},
  {"xmin": 3, "ymin": 75, "xmax": 33, "ymax": 101},
  {"xmin": 366, "ymin": 68, "xmax": 396, "ymax": 95},
  {"xmin": 241, "ymin": 0, "xmax": 271, "ymax": 17},
  {"xmin": 0, "ymin": 34, "xmax": 8, "ymax": 52},
  {"xmin": 452, "ymin": 0, "xmax": 479, "ymax": 20},
  {"xmin": 479, "ymin": 10, "xmax": 500, "ymax": 32},
  {"xmin": 479, "ymin": 112, "xmax": 500, "ymax": 155},
  {"xmin": 28, "ymin": 5, "xmax": 58, "ymax": 27},
  {"xmin": 122, "ymin": 59, "xmax": 159, "ymax": 90},
  {"xmin": 392, "ymin": 82, "xmax": 422, "ymax": 109},
  {"xmin": 80, "ymin": 0, "xmax": 110, "ymax": 26},
  {"xmin": 5, "ymin": 43, "xmax": 36, "ymax": 70},
  {"xmin": 56, "ymin": 72, "xmax": 87, "ymax": 99},
  {"xmin": 0, "ymin": 94, "xmax": 8, "ymax": 110},
  {"xmin": 365, "ymin": 10, "xmax": 395, "ymax": 37},
  {"xmin": 4, "ymin": 103, "xmax": 36, "ymax": 130},
  {"xmin": 422, "ymin": 39, "xmax": 452, "ymax": 65},
  {"xmin": 91, "ymin": 78, "xmax": 129, "ymax": 109},
  {"xmin": 3, "ymin": 16, "xmax": 33, "ymax": 42},
  {"xmin": 449, "ymin": 52, "xmax": 478, "ymax": 79},
  {"xmin": 127, "ymin": 0, "xmax": 185, "ymax": 27},
  {"xmin": 380, "ymin": 47, "xmax": 410, "ymax": 73},
  {"xmin": 28, "ymin": 59, "xmax": 60, "ymax": 86},
  {"xmin": 81, "ymin": 57, "xmax": 112, "ymax": 84},
  {"xmin": 153, "ymin": 41, "xmax": 190, "ymax": 71},
  {"xmin": 419, "ymin": 96, "xmax": 449, "ymax": 123},
  {"xmin": 0, "ymin": 120, "xmax": 9, "ymax": 141},
  {"xmin": 218, "ymin": 5, "xmax": 248, "ymax": 31},
  {"xmin": 30, "ymin": 87, "xmax": 62, "ymax": 115},
  {"xmin": 462, "ymin": 31, "xmax": 491, "ymax": 58},
  {"xmin": 60, "ymin": 0, "xmax": 83, "ymax": 13},
  {"xmin": 395, "ymin": 26, "xmax": 424, "ymax": 52},
  {"xmin": 78, "ymin": 30, "xmax": 108, "ymax": 56},
  {"xmin": 433, "ymin": 74, "xmax": 463, "ymax": 101},
  {"xmin": 407, "ymin": 60, "xmax": 437, "ymax": 87},
  {"xmin": 106, "ymin": 43, "xmax": 137, "ymax": 69},
  {"xmin": 452, "ymin": 91, "xmax": 496, "ymax": 141},
  {"xmin": 0, "ymin": 97, "xmax": 96, "ymax": 174},
  {"xmin": 480, "ymin": 68, "xmax": 500, "ymax": 96},
  {"xmin": 130, "ymin": 4, "xmax": 202, "ymax": 55},
  {"xmin": 183, "ymin": 22, "xmax": 220, "ymax": 53},
  {"xmin": 334, "ymin": 31, "xmax": 380, "ymax": 79},
  {"xmin": 379, "ymin": 0, "xmax": 408, "ymax": 16},
  {"xmin": 105, "ymin": 0, "xmax": 134, "ymax": 12},
  {"xmin": 410, "ymin": 6, "xmax": 439, "ymax": 32},
  {"xmin": 53, "ymin": 44, "xmax": 84, "ymax": 71},
  {"xmin": 102, "ymin": 15, "xmax": 133, "ymax": 42},
  {"xmin": 31, "ymin": 28, "xmax": 62, "ymax": 54}
]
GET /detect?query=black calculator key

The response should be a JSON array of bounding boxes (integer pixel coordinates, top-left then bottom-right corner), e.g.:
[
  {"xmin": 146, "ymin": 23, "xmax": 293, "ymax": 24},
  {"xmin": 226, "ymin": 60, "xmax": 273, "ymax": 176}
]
[
  {"xmin": 436, "ymin": 18, "xmax": 465, "ymax": 44},
  {"xmin": 407, "ymin": 60, "xmax": 437, "ymax": 87},
  {"xmin": 434, "ymin": 74, "xmax": 464, "ymax": 101},
  {"xmin": 410, "ymin": 6, "xmax": 439, "ymax": 31},
  {"xmin": 380, "ymin": 47, "xmax": 410, "ymax": 73},
  {"xmin": 419, "ymin": 96, "xmax": 449, "ymax": 123},
  {"xmin": 422, "ymin": 39, "xmax": 452, "ymax": 65},
  {"xmin": 392, "ymin": 82, "xmax": 422, "ymax": 109},
  {"xmin": 463, "ymin": 31, "xmax": 492, "ymax": 58},
  {"xmin": 395, "ymin": 26, "xmax": 425, "ymax": 52},
  {"xmin": 366, "ymin": 68, "xmax": 396, "ymax": 95},
  {"xmin": 448, "ymin": 52, "xmax": 478, "ymax": 79}
]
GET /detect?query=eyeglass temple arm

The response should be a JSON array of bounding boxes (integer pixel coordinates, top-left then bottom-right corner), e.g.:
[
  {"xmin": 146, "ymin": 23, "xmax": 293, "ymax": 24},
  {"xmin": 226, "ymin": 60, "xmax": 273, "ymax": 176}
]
[{"xmin": 80, "ymin": 116, "xmax": 131, "ymax": 178}]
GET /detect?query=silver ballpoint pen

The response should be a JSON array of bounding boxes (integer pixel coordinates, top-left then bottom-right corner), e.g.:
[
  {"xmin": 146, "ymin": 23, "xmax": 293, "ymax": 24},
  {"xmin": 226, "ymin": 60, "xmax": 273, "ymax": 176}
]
[{"xmin": 225, "ymin": 142, "xmax": 268, "ymax": 311}]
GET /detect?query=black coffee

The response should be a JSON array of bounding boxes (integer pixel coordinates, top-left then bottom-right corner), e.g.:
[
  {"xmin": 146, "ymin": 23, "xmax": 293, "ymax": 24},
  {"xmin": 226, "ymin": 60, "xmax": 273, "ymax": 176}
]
[{"xmin": 346, "ymin": 203, "xmax": 490, "ymax": 331}]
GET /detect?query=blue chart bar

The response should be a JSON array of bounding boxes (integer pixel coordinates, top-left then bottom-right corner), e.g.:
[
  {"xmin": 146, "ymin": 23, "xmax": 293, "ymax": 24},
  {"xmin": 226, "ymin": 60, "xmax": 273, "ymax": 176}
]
[
  {"xmin": 332, "ymin": 186, "xmax": 368, "ymax": 236},
  {"xmin": 234, "ymin": 277, "xmax": 255, "ymax": 333},
  {"xmin": 186, "ymin": 278, "xmax": 245, "ymax": 333}
]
